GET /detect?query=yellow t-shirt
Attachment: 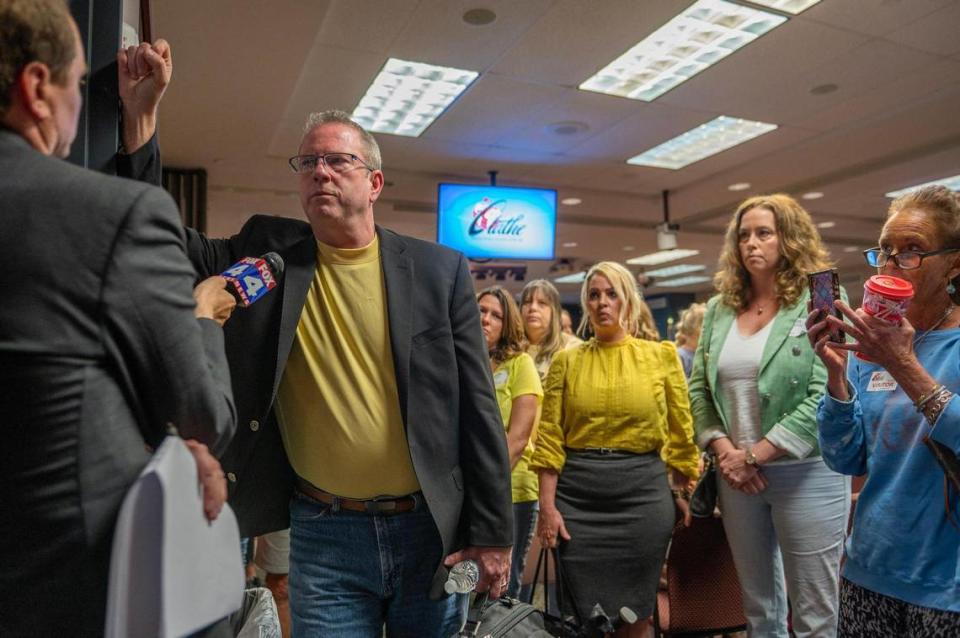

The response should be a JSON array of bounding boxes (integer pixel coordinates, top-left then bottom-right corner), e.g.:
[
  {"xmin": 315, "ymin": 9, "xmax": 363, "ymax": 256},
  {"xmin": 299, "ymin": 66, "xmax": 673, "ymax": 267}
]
[
  {"xmin": 274, "ymin": 235, "xmax": 420, "ymax": 498},
  {"xmin": 529, "ymin": 337, "xmax": 700, "ymax": 479},
  {"xmin": 493, "ymin": 353, "xmax": 543, "ymax": 503}
]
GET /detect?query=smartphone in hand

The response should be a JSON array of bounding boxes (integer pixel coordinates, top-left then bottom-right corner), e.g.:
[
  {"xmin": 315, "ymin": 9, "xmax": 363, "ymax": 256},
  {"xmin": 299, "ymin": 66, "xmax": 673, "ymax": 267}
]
[{"xmin": 808, "ymin": 268, "xmax": 844, "ymax": 343}]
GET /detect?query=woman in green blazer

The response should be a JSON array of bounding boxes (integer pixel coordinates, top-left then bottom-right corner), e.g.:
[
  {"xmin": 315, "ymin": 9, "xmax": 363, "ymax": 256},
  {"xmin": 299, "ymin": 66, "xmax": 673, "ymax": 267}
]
[{"xmin": 688, "ymin": 194, "xmax": 850, "ymax": 638}]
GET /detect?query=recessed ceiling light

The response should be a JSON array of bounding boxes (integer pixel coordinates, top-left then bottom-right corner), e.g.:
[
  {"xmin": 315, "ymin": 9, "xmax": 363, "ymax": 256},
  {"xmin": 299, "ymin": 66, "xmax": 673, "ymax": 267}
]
[
  {"xmin": 627, "ymin": 116, "xmax": 777, "ymax": 170},
  {"xmin": 810, "ymin": 83, "xmax": 838, "ymax": 96},
  {"xmin": 554, "ymin": 272, "xmax": 587, "ymax": 284},
  {"xmin": 817, "ymin": 221, "xmax": 835, "ymax": 229},
  {"xmin": 886, "ymin": 174, "xmax": 960, "ymax": 198},
  {"xmin": 547, "ymin": 121, "xmax": 589, "ymax": 136},
  {"xmin": 654, "ymin": 275, "xmax": 712, "ymax": 287},
  {"xmin": 627, "ymin": 248, "xmax": 701, "ymax": 266},
  {"xmin": 351, "ymin": 58, "xmax": 479, "ymax": 137},
  {"xmin": 645, "ymin": 263, "xmax": 707, "ymax": 278},
  {"xmin": 562, "ymin": 241, "xmax": 578, "ymax": 248},
  {"xmin": 579, "ymin": 0, "xmax": 788, "ymax": 102},
  {"xmin": 462, "ymin": 8, "xmax": 497, "ymax": 26},
  {"xmin": 802, "ymin": 191, "xmax": 824, "ymax": 200},
  {"xmin": 746, "ymin": 0, "xmax": 823, "ymax": 15},
  {"xmin": 623, "ymin": 246, "xmax": 635, "ymax": 251},
  {"xmin": 843, "ymin": 246, "xmax": 859, "ymax": 253},
  {"xmin": 561, "ymin": 197, "xmax": 582, "ymax": 206},
  {"xmin": 728, "ymin": 182, "xmax": 751, "ymax": 191}
]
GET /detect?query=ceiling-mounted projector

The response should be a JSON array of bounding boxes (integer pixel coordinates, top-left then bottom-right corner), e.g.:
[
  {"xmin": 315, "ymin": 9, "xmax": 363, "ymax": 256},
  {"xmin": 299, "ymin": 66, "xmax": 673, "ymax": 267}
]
[{"xmin": 656, "ymin": 222, "xmax": 679, "ymax": 251}]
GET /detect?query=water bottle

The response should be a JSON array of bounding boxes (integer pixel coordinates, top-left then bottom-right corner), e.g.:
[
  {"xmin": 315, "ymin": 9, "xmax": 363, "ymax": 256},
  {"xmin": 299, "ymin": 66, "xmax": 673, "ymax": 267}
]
[{"xmin": 444, "ymin": 559, "xmax": 479, "ymax": 594}]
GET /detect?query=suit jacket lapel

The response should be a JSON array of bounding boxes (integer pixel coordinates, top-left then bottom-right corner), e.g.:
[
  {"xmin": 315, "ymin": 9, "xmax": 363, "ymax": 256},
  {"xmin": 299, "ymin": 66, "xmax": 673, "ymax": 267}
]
[
  {"xmin": 271, "ymin": 231, "xmax": 317, "ymax": 400},
  {"xmin": 378, "ymin": 227, "xmax": 413, "ymax": 426},
  {"xmin": 758, "ymin": 301, "xmax": 802, "ymax": 377}
]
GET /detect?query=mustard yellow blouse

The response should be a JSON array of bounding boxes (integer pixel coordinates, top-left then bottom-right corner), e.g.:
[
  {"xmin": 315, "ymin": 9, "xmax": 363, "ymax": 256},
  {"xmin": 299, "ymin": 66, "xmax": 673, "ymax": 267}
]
[{"xmin": 530, "ymin": 336, "xmax": 700, "ymax": 479}]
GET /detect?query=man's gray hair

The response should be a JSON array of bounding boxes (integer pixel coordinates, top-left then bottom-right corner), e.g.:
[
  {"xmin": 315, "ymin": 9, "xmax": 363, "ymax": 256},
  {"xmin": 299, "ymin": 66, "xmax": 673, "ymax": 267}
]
[{"xmin": 302, "ymin": 110, "xmax": 382, "ymax": 170}]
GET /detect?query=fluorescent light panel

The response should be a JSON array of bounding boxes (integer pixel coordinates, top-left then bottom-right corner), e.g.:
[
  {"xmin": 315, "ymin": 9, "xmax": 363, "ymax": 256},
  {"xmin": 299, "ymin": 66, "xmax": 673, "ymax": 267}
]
[
  {"xmin": 554, "ymin": 272, "xmax": 587, "ymax": 284},
  {"xmin": 627, "ymin": 248, "xmax": 701, "ymax": 266},
  {"xmin": 885, "ymin": 174, "xmax": 960, "ymax": 198},
  {"xmin": 744, "ymin": 0, "xmax": 822, "ymax": 15},
  {"xmin": 351, "ymin": 58, "xmax": 478, "ymax": 137},
  {"xmin": 628, "ymin": 116, "xmax": 777, "ymax": 169},
  {"xmin": 579, "ymin": 0, "xmax": 787, "ymax": 102},
  {"xmin": 645, "ymin": 263, "xmax": 707, "ymax": 278},
  {"xmin": 654, "ymin": 275, "xmax": 712, "ymax": 287}
]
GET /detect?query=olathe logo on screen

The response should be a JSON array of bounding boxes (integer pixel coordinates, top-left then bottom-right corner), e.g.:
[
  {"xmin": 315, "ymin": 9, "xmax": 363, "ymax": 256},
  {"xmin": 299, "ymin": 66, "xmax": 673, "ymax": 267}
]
[{"xmin": 469, "ymin": 197, "xmax": 527, "ymax": 239}]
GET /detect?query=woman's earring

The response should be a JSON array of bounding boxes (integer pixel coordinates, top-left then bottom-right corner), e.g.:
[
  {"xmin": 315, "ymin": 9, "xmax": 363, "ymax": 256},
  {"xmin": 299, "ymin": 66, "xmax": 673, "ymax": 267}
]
[{"xmin": 947, "ymin": 281, "xmax": 957, "ymax": 295}]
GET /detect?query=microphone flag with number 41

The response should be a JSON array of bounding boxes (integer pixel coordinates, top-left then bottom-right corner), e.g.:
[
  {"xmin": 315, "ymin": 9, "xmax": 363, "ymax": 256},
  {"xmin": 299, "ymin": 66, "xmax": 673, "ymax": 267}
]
[{"xmin": 220, "ymin": 253, "xmax": 284, "ymax": 307}]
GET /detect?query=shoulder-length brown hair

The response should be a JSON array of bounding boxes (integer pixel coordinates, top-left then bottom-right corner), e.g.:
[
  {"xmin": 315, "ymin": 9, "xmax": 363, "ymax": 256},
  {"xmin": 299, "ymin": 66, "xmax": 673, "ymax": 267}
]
[
  {"xmin": 714, "ymin": 194, "xmax": 832, "ymax": 311},
  {"xmin": 477, "ymin": 286, "xmax": 527, "ymax": 367},
  {"xmin": 519, "ymin": 279, "xmax": 564, "ymax": 367}
]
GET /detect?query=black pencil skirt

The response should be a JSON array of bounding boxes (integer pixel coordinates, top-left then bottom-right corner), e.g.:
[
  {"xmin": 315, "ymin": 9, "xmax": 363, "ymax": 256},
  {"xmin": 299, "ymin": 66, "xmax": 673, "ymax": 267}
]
[{"xmin": 556, "ymin": 449, "xmax": 675, "ymax": 621}]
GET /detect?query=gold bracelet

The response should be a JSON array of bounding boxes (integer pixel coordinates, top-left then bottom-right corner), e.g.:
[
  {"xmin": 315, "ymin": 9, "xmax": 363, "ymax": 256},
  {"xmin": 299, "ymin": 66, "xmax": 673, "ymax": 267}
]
[{"xmin": 915, "ymin": 383, "xmax": 944, "ymax": 411}]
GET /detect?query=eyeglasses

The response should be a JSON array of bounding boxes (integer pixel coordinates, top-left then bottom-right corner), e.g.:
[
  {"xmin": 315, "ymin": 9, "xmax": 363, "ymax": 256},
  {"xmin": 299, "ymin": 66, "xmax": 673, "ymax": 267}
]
[
  {"xmin": 863, "ymin": 247, "xmax": 960, "ymax": 270},
  {"xmin": 288, "ymin": 152, "xmax": 373, "ymax": 174}
]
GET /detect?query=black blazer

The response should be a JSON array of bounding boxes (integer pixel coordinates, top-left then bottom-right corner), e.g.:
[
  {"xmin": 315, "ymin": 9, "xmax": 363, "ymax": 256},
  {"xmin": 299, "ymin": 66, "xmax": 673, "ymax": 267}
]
[
  {"xmin": 0, "ymin": 130, "xmax": 235, "ymax": 636},
  {"xmin": 120, "ymin": 135, "xmax": 513, "ymax": 596}
]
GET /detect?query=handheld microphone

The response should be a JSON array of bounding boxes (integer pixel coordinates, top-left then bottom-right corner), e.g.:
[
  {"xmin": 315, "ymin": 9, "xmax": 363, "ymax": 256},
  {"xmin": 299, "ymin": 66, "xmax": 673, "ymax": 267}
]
[{"xmin": 221, "ymin": 252, "xmax": 285, "ymax": 307}]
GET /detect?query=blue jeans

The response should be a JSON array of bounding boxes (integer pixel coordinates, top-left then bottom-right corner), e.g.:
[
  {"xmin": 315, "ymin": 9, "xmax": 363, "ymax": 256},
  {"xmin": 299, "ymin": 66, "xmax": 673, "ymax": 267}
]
[
  {"xmin": 288, "ymin": 492, "xmax": 464, "ymax": 638},
  {"xmin": 719, "ymin": 458, "xmax": 850, "ymax": 638},
  {"xmin": 508, "ymin": 500, "xmax": 538, "ymax": 599}
]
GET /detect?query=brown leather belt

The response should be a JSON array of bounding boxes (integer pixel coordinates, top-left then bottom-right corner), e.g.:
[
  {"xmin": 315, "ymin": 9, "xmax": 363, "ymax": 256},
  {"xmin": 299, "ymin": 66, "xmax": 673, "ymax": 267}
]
[{"xmin": 296, "ymin": 477, "xmax": 419, "ymax": 515}]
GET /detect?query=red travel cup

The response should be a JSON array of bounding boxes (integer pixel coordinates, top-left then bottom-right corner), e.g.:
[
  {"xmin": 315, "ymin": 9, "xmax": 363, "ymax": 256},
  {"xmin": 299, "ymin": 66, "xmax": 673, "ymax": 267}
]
[{"xmin": 857, "ymin": 275, "xmax": 914, "ymax": 360}]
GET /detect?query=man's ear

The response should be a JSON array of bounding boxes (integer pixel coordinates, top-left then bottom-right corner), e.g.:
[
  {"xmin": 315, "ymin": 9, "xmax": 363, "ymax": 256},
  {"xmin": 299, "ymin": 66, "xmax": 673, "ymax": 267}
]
[
  {"xmin": 17, "ymin": 61, "xmax": 54, "ymax": 120},
  {"xmin": 368, "ymin": 169, "xmax": 385, "ymax": 204}
]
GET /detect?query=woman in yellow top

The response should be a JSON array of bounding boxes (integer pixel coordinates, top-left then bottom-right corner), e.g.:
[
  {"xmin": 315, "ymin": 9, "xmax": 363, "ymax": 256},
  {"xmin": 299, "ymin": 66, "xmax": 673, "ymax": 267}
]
[
  {"xmin": 476, "ymin": 286, "xmax": 544, "ymax": 599},
  {"xmin": 531, "ymin": 261, "xmax": 699, "ymax": 633},
  {"xmin": 520, "ymin": 279, "xmax": 582, "ymax": 379}
]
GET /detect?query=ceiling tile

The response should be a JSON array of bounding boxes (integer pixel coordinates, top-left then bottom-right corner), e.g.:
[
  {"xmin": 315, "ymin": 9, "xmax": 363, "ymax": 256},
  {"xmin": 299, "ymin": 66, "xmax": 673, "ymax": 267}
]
[
  {"xmin": 421, "ymin": 75, "xmax": 568, "ymax": 145},
  {"xmin": 884, "ymin": 2, "xmax": 960, "ymax": 56},
  {"xmin": 490, "ymin": 0, "xmax": 692, "ymax": 86},
  {"xmin": 801, "ymin": 0, "xmax": 952, "ymax": 38},
  {"xmin": 390, "ymin": 0, "xmax": 555, "ymax": 70}
]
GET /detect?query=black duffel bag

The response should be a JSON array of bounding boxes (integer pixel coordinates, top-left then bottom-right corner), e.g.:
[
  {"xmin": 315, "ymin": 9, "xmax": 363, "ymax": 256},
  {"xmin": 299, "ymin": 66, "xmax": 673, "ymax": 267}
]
[{"xmin": 456, "ymin": 548, "xmax": 580, "ymax": 638}]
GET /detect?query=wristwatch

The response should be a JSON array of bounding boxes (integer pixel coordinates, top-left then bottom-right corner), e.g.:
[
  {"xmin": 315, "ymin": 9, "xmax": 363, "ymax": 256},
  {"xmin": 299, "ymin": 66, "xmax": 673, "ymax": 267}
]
[{"xmin": 745, "ymin": 448, "xmax": 758, "ymax": 466}]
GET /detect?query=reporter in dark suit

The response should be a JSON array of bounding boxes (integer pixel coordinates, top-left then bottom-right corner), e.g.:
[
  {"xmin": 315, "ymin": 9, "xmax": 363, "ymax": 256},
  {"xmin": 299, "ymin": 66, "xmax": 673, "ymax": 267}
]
[
  {"xmin": 118, "ymin": 44, "xmax": 512, "ymax": 634},
  {"xmin": 0, "ymin": 2, "xmax": 236, "ymax": 635}
]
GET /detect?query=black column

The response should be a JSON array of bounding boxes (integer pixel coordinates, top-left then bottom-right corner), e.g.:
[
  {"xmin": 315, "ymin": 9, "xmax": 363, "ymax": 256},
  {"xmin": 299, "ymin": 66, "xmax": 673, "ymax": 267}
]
[{"xmin": 67, "ymin": 0, "xmax": 122, "ymax": 173}]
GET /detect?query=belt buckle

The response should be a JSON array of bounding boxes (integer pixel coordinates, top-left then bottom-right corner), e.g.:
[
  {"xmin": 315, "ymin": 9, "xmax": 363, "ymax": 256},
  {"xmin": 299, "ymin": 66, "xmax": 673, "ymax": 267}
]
[
  {"xmin": 364, "ymin": 498, "xmax": 397, "ymax": 515},
  {"xmin": 588, "ymin": 446, "xmax": 614, "ymax": 455}
]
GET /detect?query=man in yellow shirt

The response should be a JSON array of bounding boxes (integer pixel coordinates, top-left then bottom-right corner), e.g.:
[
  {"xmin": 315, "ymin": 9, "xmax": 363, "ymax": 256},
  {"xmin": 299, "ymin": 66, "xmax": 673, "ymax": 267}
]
[{"xmin": 119, "ymin": 52, "xmax": 513, "ymax": 636}]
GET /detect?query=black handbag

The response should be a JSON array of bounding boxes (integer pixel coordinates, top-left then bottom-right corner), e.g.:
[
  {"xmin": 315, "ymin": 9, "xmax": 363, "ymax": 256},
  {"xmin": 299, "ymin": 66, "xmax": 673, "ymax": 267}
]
[{"xmin": 689, "ymin": 453, "xmax": 718, "ymax": 518}]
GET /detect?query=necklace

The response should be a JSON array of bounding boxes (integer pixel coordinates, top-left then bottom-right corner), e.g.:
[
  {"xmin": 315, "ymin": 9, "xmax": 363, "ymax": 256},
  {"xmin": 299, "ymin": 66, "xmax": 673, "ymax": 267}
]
[
  {"xmin": 751, "ymin": 297, "xmax": 775, "ymax": 315},
  {"xmin": 913, "ymin": 304, "xmax": 956, "ymax": 349}
]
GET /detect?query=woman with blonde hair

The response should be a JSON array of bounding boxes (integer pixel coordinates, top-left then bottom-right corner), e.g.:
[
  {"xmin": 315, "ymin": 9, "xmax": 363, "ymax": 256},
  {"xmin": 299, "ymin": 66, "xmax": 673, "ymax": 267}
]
[
  {"xmin": 676, "ymin": 303, "xmax": 706, "ymax": 378},
  {"xmin": 520, "ymin": 279, "xmax": 581, "ymax": 379},
  {"xmin": 476, "ymin": 286, "xmax": 543, "ymax": 599},
  {"xmin": 532, "ymin": 261, "xmax": 699, "ymax": 635},
  {"xmin": 688, "ymin": 194, "xmax": 850, "ymax": 637}
]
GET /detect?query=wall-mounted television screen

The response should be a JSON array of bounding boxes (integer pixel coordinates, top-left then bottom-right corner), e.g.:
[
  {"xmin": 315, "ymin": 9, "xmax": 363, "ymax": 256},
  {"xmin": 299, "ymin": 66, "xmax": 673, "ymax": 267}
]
[{"xmin": 437, "ymin": 183, "xmax": 557, "ymax": 260}]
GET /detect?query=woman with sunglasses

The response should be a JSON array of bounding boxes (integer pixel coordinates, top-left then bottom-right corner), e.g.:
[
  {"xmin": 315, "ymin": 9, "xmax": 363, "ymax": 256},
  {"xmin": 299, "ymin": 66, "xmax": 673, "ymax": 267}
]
[{"xmin": 809, "ymin": 185, "xmax": 960, "ymax": 636}]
